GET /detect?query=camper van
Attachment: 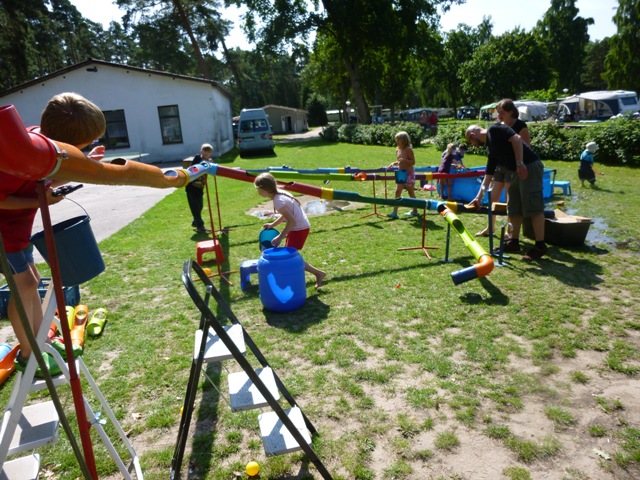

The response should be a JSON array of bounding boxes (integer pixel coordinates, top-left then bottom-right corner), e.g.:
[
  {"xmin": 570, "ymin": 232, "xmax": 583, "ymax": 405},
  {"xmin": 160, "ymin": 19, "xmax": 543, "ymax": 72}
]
[
  {"xmin": 237, "ymin": 108, "xmax": 275, "ymax": 157},
  {"xmin": 557, "ymin": 90, "xmax": 640, "ymax": 121}
]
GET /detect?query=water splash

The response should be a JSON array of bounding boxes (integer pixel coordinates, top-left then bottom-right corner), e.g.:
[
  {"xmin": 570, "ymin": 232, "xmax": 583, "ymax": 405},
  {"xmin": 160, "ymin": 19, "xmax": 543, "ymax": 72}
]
[
  {"xmin": 303, "ymin": 200, "xmax": 351, "ymax": 215},
  {"xmin": 250, "ymin": 200, "xmax": 353, "ymax": 219}
]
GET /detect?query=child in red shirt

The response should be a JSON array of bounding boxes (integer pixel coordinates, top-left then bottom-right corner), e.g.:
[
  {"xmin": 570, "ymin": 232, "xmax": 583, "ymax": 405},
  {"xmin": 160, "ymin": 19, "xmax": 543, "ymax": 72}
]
[{"xmin": 0, "ymin": 92, "xmax": 105, "ymax": 377}]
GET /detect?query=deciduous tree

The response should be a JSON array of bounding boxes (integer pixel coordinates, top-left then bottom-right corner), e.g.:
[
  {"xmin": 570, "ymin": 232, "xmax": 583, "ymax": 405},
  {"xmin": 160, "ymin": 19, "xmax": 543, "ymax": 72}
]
[
  {"xmin": 230, "ymin": 0, "xmax": 455, "ymax": 123},
  {"xmin": 534, "ymin": 0, "xmax": 593, "ymax": 92},
  {"xmin": 582, "ymin": 39, "xmax": 610, "ymax": 91},
  {"xmin": 459, "ymin": 28, "xmax": 552, "ymax": 105},
  {"xmin": 428, "ymin": 18, "xmax": 493, "ymax": 112},
  {"xmin": 603, "ymin": 0, "xmax": 640, "ymax": 93}
]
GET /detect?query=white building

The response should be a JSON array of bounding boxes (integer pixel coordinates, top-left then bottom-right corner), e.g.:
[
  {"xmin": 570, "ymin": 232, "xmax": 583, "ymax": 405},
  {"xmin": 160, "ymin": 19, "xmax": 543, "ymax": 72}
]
[
  {"xmin": 263, "ymin": 105, "xmax": 308, "ymax": 134},
  {"xmin": 0, "ymin": 58, "xmax": 234, "ymax": 164}
]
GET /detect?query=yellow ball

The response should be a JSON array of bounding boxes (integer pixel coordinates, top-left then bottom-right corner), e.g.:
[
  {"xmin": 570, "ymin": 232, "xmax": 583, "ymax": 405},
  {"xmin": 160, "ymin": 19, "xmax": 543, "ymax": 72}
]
[{"xmin": 246, "ymin": 461, "xmax": 260, "ymax": 476}]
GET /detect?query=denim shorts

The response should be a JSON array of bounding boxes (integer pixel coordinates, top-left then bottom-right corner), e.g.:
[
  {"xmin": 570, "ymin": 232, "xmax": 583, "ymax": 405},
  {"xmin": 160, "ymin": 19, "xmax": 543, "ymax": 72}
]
[{"xmin": 0, "ymin": 245, "xmax": 34, "ymax": 275}]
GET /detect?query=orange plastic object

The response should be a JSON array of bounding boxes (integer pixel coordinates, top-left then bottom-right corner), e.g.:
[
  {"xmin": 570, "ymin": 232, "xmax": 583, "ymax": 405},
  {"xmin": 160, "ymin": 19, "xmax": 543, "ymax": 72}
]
[
  {"xmin": 196, "ymin": 239, "xmax": 224, "ymax": 265},
  {"xmin": 0, "ymin": 344, "xmax": 19, "ymax": 386},
  {"xmin": 54, "ymin": 155, "xmax": 188, "ymax": 189},
  {"xmin": 0, "ymin": 104, "xmax": 188, "ymax": 188},
  {"xmin": 48, "ymin": 321, "xmax": 58, "ymax": 340},
  {"xmin": 71, "ymin": 305, "xmax": 89, "ymax": 348}
]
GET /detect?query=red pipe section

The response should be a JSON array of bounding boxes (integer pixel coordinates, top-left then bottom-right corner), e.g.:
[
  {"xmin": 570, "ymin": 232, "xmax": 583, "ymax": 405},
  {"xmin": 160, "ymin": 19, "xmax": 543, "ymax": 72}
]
[
  {"xmin": 36, "ymin": 183, "xmax": 98, "ymax": 478},
  {"xmin": 0, "ymin": 106, "xmax": 60, "ymax": 179}
]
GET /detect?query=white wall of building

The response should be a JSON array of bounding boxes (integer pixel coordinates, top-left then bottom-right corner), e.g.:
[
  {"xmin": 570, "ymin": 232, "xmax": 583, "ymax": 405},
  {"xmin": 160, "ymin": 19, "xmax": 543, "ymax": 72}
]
[{"xmin": 0, "ymin": 61, "xmax": 234, "ymax": 164}]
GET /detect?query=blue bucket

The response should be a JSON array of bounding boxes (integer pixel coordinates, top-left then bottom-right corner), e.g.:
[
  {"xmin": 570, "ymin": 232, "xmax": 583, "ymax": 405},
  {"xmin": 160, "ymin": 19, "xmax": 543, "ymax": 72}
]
[
  {"xmin": 259, "ymin": 228, "xmax": 279, "ymax": 251},
  {"xmin": 258, "ymin": 247, "xmax": 306, "ymax": 312},
  {"xmin": 395, "ymin": 170, "xmax": 408, "ymax": 184},
  {"xmin": 31, "ymin": 215, "xmax": 105, "ymax": 287}
]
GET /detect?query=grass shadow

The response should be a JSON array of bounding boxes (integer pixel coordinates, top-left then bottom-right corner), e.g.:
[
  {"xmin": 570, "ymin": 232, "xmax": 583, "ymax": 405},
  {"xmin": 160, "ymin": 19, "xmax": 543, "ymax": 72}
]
[
  {"xmin": 262, "ymin": 294, "xmax": 331, "ymax": 332},
  {"xmin": 238, "ymin": 150, "xmax": 278, "ymax": 160},
  {"xmin": 188, "ymin": 361, "xmax": 223, "ymax": 478},
  {"xmin": 405, "ymin": 216, "xmax": 446, "ymax": 232},
  {"xmin": 521, "ymin": 247, "xmax": 606, "ymax": 290},
  {"xmin": 460, "ymin": 276, "xmax": 510, "ymax": 306}
]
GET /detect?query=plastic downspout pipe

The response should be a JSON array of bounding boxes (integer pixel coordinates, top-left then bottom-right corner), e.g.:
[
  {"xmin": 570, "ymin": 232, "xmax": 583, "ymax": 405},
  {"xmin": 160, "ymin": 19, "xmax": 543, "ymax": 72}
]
[
  {"xmin": 438, "ymin": 205, "xmax": 494, "ymax": 284},
  {"xmin": 173, "ymin": 162, "xmax": 448, "ymax": 211},
  {"xmin": 0, "ymin": 104, "xmax": 189, "ymax": 188}
]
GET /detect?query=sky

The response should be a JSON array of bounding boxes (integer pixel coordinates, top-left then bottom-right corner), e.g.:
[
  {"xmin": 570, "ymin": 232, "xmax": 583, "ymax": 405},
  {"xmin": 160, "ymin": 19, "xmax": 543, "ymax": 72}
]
[{"xmin": 69, "ymin": 0, "xmax": 618, "ymax": 50}]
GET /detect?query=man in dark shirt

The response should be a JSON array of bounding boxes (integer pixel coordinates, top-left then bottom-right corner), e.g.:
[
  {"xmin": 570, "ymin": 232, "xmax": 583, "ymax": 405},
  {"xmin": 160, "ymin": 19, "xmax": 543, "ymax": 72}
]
[{"xmin": 465, "ymin": 124, "xmax": 548, "ymax": 261}]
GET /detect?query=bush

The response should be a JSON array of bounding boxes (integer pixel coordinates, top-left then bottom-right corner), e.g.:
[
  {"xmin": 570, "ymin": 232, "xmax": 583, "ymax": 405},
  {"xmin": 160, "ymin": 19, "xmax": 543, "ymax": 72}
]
[
  {"xmin": 529, "ymin": 122, "xmax": 570, "ymax": 161},
  {"xmin": 320, "ymin": 121, "xmax": 425, "ymax": 147},
  {"xmin": 320, "ymin": 124, "xmax": 339, "ymax": 142},
  {"xmin": 432, "ymin": 124, "xmax": 468, "ymax": 152},
  {"xmin": 323, "ymin": 117, "xmax": 640, "ymax": 167},
  {"xmin": 530, "ymin": 118, "xmax": 640, "ymax": 166}
]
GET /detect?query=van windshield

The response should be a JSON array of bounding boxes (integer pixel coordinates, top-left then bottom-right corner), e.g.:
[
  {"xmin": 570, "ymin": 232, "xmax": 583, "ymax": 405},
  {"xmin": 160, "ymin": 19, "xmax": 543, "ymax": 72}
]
[{"xmin": 240, "ymin": 119, "xmax": 269, "ymax": 133}]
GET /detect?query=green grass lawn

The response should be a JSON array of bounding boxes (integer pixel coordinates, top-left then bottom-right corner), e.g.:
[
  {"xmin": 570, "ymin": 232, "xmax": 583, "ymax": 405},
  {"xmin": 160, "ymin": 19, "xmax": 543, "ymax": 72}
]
[{"xmin": 2, "ymin": 137, "xmax": 640, "ymax": 479}]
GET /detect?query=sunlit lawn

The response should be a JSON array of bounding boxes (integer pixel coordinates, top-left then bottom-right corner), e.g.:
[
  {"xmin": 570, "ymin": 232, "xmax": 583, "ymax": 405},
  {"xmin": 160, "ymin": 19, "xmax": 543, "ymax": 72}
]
[{"xmin": 2, "ymin": 133, "xmax": 640, "ymax": 479}]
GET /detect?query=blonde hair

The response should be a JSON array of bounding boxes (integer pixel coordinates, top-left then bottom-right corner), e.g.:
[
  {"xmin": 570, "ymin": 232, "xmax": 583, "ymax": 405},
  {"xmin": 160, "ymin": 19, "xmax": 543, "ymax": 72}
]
[
  {"xmin": 40, "ymin": 92, "xmax": 106, "ymax": 146},
  {"xmin": 445, "ymin": 143, "xmax": 456, "ymax": 155},
  {"xmin": 395, "ymin": 131, "xmax": 411, "ymax": 149},
  {"xmin": 200, "ymin": 143, "xmax": 213, "ymax": 153},
  {"xmin": 254, "ymin": 172, "xmax": 300, "ymax": 205}
]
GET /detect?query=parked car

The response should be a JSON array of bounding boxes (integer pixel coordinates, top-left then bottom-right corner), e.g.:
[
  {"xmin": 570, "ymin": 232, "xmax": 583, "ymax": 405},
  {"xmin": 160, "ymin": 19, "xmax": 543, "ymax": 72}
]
[
  {"xmin": 237, "ymin": 108, "xmax": 275, "ymax": 157},
  {"xmin": 456, "ymin": 106, "xmax": 479, "ymax": 120}
]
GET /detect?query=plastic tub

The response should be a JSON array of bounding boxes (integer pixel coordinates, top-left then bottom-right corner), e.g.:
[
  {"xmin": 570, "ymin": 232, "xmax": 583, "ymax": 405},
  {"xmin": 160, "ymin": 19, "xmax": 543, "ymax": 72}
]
[{"xmin": 258, "ymin": 247, "xmax": 306, "ymax": 312}]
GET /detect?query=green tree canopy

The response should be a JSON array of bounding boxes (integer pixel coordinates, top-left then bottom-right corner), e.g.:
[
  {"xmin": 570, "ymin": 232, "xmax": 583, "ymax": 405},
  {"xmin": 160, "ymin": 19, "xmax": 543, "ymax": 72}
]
[
  {"xmin": 230, "ymin": 0, "xmax": 455, "ymax": 123},
  {"xmin": 604, "ymin": 0, "xmax": 640, "ymax": 93},
  {"xmin": 534, "ymin": 0, "xmax": 593, "ymax": 92},
  {"xmin": 459, "ymin": 28, "xmax": 552, "ymax": 105},
  {"xmin": 0, "ymin": 0, "xmax": 107, "ymax": 90},
  {"xmin": 582, "ymin": 38, "xmax": 610, "ymax": 91},
  {"xmin": 427, "ymin": 18, "xmax": 493, "ymax": 111}
]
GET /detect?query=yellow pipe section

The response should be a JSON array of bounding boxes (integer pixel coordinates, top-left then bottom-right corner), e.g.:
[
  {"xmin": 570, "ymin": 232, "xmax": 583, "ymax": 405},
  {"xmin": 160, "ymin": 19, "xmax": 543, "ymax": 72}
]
[{"xmin": 439, "ymin": 206, "xmax": 494, "ymax": 284}]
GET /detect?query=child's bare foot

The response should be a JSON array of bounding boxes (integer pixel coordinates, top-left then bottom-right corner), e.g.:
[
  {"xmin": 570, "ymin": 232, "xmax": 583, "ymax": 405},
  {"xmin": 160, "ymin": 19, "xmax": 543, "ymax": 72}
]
[{"xmin": 315, "ymin": 272, "xmax": 326, "ymax": 289}]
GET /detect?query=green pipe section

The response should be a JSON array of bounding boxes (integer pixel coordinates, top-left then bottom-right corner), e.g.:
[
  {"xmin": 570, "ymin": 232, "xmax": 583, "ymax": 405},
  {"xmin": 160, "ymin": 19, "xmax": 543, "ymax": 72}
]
[{"xmin": 330, "ymin": 189, "xmax": 443, "ymax": 211}]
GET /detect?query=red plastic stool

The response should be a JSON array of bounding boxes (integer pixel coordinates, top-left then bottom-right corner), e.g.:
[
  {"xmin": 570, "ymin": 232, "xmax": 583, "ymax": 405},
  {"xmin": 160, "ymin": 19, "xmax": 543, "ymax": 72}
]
[{"xmin": 196, "ymin": 239, "xmax": 224, "ymax": 265}]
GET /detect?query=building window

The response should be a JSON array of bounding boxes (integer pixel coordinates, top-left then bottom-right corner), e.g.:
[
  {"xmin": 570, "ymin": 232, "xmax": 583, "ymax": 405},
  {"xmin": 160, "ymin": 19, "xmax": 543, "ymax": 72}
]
[
  {"xmin": 158, "ymin": 105, "xmax": 183, "ymax": 145},
  {"xmin": 100, "ymin": 110, "xmax": 130, "ymax": 149}
]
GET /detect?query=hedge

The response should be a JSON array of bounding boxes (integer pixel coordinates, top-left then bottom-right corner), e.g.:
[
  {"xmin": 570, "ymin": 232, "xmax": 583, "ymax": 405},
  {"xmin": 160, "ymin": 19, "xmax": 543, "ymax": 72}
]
[
  {"xmin": 320, "ymin": 122, "xmax": 427, "ymax": 149},
  {"xmin": 321, "ymin": 118, "xmax": 640, "ymax": 167}
]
